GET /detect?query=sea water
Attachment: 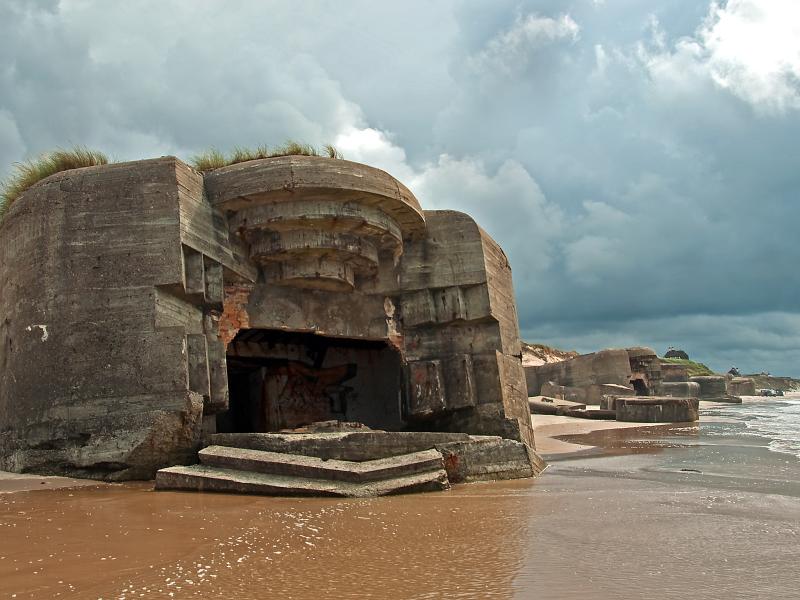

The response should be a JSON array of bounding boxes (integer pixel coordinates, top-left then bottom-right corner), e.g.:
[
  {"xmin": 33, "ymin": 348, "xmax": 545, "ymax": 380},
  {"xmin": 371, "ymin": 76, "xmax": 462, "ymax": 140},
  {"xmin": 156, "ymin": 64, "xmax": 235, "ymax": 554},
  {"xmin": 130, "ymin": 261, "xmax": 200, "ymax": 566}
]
[{"xmin": 707, "ymin": 393, "xmax": 800, "ymax": 458}]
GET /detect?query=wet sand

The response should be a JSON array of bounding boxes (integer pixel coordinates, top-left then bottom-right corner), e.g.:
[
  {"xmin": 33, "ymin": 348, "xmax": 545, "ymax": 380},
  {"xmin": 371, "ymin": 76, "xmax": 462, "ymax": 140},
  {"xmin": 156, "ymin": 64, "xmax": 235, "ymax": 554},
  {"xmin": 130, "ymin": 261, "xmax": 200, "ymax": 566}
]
[
  {"xmin": 532, "ymin": 400, "xmax": 739, "ymax": 457},
  {"xmin": 0, "ymin": 472, "xmax": 104, "ymax": 494},
  {"xmin": 531, "ymin": 413, "xmax": 667, "ymax": 455},
  {"xmin": 1, "ymin": 411, "xmax": 799, "ymax": 599}
]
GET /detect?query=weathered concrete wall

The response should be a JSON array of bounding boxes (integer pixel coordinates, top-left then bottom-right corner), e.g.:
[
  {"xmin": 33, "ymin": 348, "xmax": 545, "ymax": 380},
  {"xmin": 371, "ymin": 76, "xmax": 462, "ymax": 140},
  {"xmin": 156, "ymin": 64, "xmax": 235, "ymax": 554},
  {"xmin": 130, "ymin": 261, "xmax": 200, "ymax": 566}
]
[
  {"xmin": 661, "ymin": 381, "xmax": 701, "ymax": 398},
  {"xmin": 397, "ymin": 211, "xmax": 534, "ymax": 448},
  {"xmin": 689, "ymin": 376, "xmax": 728, "ymax": 400},
  {"xmin": 540, "ymin": 382, "xmax": 633, "ymax": 405},
  {"xmin": 615, "ymin": 397, "xmax": 699, "ymax": 423},
  {"xmin": 231, "ymin": 285, "xmax": 392, "ymax": 342},
  {"xmin": 728, "ymin": 377, "xmax": 756, "ymax": 396},
  {"xmin": 0, "ymin": 158, "xmax": 244, "ymax": 479},
  {"xmin": 540, "ymin": 382, "xmax": 582, "ymax": 403},
  {"xmin": 661, "ymin": 363, "xmax": 689, "ymax": 382}
]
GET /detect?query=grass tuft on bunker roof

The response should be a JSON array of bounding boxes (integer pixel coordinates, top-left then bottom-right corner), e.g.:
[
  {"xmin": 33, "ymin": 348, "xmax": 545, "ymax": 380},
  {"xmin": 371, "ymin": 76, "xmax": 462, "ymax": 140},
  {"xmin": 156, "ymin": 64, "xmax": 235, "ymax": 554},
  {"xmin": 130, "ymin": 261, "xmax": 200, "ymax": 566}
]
[
  {"xmin": 0, "ymin": 147, "xmax": 109, "ymax": 220},
  {"xmin": 190, "ymin": 141, "xmax": 342, "ymax": 172},
  {"xmin": 660, "ymin": 357, "xmax": 716, "ymax": 377}
]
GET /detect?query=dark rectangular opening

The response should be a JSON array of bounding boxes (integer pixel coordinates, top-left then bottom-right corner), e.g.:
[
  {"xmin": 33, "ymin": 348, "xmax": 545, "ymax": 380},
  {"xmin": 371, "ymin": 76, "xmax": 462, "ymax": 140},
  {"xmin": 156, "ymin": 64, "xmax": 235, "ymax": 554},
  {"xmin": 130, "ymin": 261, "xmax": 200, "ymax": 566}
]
[
  {"xmin": 631, "ymin": 378, "xmax": 649, "ymax": 396},
  {"xmin": 219, "ymin": 329, "xmax": 404, "ymax": 433}
]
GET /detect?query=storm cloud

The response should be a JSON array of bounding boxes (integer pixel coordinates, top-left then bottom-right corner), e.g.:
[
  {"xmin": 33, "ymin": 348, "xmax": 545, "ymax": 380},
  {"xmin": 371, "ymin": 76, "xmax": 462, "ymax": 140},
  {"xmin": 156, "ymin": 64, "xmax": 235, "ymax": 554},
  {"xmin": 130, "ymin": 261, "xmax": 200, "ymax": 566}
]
[{"xmin": 1, "ymin": 0, "xmax": 798, "ymax": 375}]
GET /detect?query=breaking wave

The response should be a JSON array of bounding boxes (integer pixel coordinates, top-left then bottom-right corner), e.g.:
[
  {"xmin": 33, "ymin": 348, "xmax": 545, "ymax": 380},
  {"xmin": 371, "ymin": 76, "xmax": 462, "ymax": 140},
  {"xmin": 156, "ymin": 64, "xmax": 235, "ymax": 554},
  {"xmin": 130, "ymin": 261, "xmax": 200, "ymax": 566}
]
[{"xmin": 732, "ymin": 395, "xmax": 800, "ymax": 459}]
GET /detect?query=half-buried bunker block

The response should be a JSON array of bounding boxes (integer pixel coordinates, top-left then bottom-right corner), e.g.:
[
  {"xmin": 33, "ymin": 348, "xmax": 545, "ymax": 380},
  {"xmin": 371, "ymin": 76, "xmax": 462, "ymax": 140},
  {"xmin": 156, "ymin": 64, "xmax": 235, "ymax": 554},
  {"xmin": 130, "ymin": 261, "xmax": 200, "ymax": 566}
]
[{"xmin": 615, "ymin": 397, "xmax": 699, "ymax": 423}]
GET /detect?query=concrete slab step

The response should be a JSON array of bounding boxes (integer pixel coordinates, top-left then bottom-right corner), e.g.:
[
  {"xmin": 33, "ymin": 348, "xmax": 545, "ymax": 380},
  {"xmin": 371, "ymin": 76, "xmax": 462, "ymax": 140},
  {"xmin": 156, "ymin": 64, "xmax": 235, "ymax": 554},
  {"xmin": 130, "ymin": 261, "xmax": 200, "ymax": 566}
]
[
  {"xmin": 436, "ymin": 437, "xmax": 544, "ymax": 482},
  {"xmin": 210, "ymin": 431, "xmax": 472, "ymax": 461},
  {"xmin": 198, "ymin": 446, "xmax": 446, "ymax": 483},
  {"xmin": 155, "ymin": 464, "xmax": 450, "ymax": 497}
]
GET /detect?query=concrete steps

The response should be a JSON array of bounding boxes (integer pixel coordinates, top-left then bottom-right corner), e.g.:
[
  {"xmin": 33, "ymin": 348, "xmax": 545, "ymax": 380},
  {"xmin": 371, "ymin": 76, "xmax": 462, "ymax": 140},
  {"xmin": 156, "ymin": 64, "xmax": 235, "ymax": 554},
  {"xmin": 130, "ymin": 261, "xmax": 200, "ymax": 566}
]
[
  {"xmin": 155, "ymin": 463, "xmax": 450, "ymax": 497},
  {"xmin": 198, "ymin": 445, "xmax": 446, "ymax": 483},
  {"xmin": 154, "ymin": 431, "xmax": 545, "ymax": 497},
  {"xmin": 155, "ymin": 446, "xmax": 450, "ymax": 497}
]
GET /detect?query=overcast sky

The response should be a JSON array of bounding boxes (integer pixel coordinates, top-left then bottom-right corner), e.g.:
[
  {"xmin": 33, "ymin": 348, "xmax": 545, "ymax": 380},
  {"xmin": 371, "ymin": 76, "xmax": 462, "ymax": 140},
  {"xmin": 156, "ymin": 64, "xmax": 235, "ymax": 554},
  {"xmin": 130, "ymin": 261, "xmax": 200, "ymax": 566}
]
[{"xmin": 1, "ymin": 0, "xmax": 798, "ymax": 375}]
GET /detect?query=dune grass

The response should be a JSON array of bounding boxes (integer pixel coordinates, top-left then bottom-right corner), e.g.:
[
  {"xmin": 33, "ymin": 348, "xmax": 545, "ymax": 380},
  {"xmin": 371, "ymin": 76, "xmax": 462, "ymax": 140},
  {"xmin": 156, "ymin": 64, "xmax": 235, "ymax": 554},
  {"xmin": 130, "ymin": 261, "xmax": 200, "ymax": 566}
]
[
  {"xmin": 0, "ymin": 147, "xmax": 109, "ymax": 220},
  {"xmin": 660, "ymin": 357, "xmax": 716, "ymax": 377},
  {"xmin": 0, "ymin": 142, "xmax": 343, "ymax": 220},
  {"xmin": 190, "ymin": 141, "xmax": 342, "ymax": 171}
]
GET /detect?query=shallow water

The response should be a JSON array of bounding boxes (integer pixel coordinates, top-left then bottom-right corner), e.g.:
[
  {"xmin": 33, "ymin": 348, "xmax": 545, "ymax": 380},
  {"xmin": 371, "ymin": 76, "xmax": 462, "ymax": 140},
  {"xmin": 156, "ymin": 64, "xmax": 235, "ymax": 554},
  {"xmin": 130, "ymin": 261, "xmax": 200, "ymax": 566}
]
[
  {"xmin": 707, "ymin": 393, "xmax": 800, "ymax": 458},
  {"xmin": 1, "ymin": 403, "xmax": 799, "ymax": 599}
]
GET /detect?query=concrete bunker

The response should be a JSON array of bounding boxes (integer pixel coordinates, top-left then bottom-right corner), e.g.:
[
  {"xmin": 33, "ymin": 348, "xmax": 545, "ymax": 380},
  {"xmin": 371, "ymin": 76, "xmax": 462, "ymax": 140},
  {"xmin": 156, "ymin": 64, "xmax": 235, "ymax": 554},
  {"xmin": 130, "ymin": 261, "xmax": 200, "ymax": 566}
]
[
  {"xmin": 0, "ymin": 154, "xmax": 541, "ymax": 492},
  {"xmin": 524, "ymin": 347, "xmax": 663, "ymax": 400}
]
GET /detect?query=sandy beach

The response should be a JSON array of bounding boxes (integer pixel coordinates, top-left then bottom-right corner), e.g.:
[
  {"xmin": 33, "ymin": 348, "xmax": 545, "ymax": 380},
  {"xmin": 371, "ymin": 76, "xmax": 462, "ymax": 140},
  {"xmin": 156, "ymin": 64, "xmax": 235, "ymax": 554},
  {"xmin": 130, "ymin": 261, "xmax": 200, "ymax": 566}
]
[
  {"xmin": 1, "ymin": 400, "xmax": 799, "ymax": 599},
  {"xmin": 532, "ymin": 413, "xmax": 665, "ymax": 455}
]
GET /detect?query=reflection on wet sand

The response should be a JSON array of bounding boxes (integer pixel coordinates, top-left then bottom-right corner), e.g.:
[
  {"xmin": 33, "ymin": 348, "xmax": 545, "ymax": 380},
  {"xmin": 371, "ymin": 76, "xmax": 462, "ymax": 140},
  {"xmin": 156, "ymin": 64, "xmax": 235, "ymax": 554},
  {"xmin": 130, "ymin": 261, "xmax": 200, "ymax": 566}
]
[
  {"xmin": 554, "ymin": 423, "xmax": 701, "ymax": 455},
  {"xmin": 0, "ymin": 480, "xmax": 535, "ymax": 599}
]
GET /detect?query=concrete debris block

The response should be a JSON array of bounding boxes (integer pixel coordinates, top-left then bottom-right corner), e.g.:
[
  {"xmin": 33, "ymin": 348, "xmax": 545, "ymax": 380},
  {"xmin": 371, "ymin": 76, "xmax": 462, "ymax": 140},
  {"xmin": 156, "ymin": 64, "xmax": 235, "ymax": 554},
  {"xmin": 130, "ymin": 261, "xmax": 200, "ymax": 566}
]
[
  {"xmin": 210, "ymin": 431, "xmax": 473, "ymax": 462},
  {"xmin": 661, "ymin": 381, "xmax": 701, "ymax": 399},
  {"xmin": 728, "ymin": 377, "xmax": 756, "ymax": 396},
  {"xmin": 688, "ymin": 376, "xmax": 730, "ymax": 401},
  {"xmin": 436, "ymin": 437, "xmax": 543, "ymax": 483},
  {"xmin": 615, "ymin": 397, "xmax": 699, "ymax": 423},
  {"xmin": 529, "ymin": 397, "xmax": 587, "ymax": 415}
]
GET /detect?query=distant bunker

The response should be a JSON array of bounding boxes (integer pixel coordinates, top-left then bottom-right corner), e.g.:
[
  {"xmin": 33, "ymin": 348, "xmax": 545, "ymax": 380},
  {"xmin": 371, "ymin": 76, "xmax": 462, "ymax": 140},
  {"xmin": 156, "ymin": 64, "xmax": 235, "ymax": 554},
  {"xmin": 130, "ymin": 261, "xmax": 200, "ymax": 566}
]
[
  {"xmin": 526, "ymin": 348, "xmax": 707, "ymax": 424},
  {"xmin": 728, "ymin": 377, "xmax": 756, "ymax": 397},
  {"xmin": 0, "ymin": 156, "xmax": 542, "ymax": 493},
  {"xmin": 689, "ymin": 376, "xmax": 742, "ymax": 403},
  {"xmin": 524, "ymin": 347, "xmax": 664, "ymax": 400}
]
